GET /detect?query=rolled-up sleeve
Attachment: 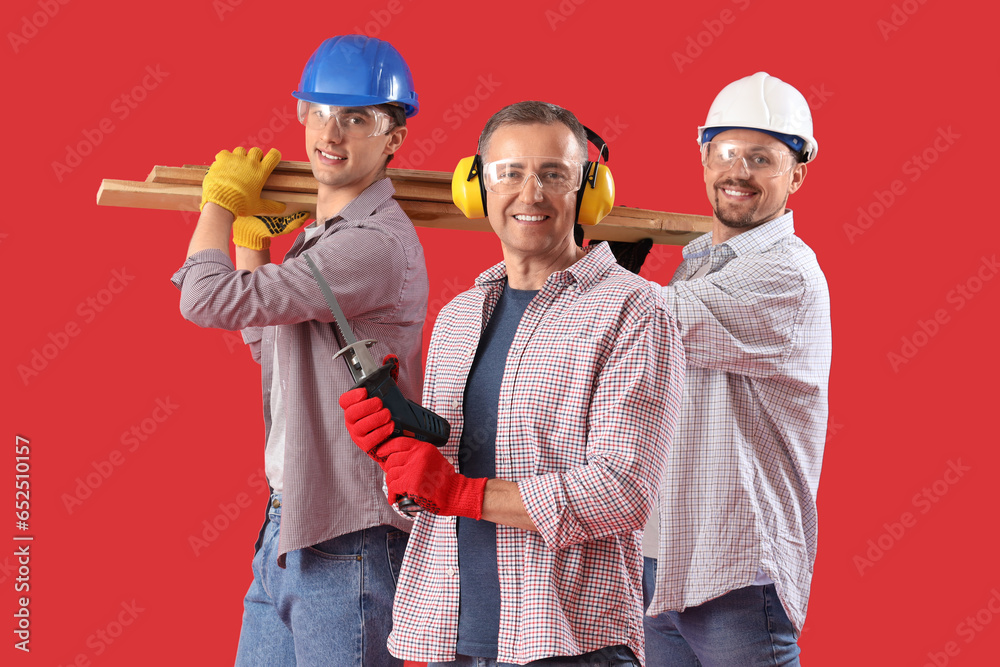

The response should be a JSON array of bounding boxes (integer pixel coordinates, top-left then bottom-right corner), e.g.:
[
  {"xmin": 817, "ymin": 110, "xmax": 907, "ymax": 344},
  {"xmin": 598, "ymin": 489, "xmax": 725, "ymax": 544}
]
[
  {"xmin": 661, "ymin": 253, "xmax": 805, "ymax": 377},
  {"xmin": 241, "ymin": 326, "xmax": 264, "ymax": 364}
]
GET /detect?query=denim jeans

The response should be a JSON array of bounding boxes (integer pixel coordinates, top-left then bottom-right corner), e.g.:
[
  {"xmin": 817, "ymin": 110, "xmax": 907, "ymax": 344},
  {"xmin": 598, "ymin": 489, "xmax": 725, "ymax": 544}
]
[
  {"xmin": 642, "ymin": 557, "xmax": 801, "ymax": 666},
  {"xmin": 429, "ymin": 653, "xmax": 638, "ymax": 667},
  {"xmin": 234, "ymin": 494, "xmax": 408, "ymax": 666}
]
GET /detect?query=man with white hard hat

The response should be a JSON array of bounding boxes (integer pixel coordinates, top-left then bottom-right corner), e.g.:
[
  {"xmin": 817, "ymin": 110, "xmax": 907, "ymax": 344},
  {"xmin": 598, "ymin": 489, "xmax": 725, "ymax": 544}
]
[
  {"xmin": 643, "ymin": 72, "xmax": 832, "ymax": 665},
  {"xmin": 171, "ymin": 35, "xmax": 426, "ymax": 665}
]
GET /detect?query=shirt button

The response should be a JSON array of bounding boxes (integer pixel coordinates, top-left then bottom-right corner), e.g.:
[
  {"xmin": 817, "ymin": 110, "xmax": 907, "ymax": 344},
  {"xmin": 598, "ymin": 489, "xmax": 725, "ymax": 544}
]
[
  {"xmin": 445, "ymin": 567, "xmax": 456, "ymax": 577},
  {"xmin": 452, "ymin": 399, "xmax": 461, "ymax": 409}
]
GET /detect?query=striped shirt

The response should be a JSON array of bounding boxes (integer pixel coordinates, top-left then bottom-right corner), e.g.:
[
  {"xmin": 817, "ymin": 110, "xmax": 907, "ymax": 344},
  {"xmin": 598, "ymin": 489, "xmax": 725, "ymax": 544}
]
[
  {"xmin": 388, "ymin": 242, "xmax": 685, "ymax": 665},
  {"xmin": 171, "ymin": 178, "xmax": 428, "ymax": 559},
  {"xmin": 647, "ymin": 212, "xmax": 831, "ymax": 632}
]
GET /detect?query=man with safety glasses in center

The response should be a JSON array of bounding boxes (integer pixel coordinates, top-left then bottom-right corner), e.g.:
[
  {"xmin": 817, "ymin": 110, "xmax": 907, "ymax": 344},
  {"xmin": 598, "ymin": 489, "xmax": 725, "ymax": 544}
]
[
  {"xmin": 171, "ymin": 35, "xmax": 427, "ymax": 665},
  {"xmin": 341, "ymin": 100, "xmax": 685, "ymax": 665}
]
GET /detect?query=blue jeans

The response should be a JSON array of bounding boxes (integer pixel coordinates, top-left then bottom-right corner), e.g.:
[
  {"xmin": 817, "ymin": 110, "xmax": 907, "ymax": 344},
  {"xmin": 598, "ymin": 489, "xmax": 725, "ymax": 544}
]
[
  {"xmin": 642, "ymin": 558, "xmax": 800, "ymax": 667},
  {"xmin": 429, "ymin": 653, "xmax": 638, "ymax": 666},
  {"xmin": 234, "ymin": 494, "xmax": 408, "ymax": 666}
]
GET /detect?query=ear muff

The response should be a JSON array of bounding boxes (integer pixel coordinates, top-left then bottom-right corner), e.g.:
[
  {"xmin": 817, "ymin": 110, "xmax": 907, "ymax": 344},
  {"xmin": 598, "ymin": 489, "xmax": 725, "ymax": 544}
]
[
  {"xmin": 450, "ymin": 126, "xmax": 615, "ymax": 224},
  {"xmin": 451, "ymin": 155, "xmax": 487, "ymax": 219},
  {"xmin": 576, "ymin": 161, "xmax": 615, "ymax": 226},
  {"xmin": 576, "ymin": 127, "xmax": 615, "ymax": 226}
]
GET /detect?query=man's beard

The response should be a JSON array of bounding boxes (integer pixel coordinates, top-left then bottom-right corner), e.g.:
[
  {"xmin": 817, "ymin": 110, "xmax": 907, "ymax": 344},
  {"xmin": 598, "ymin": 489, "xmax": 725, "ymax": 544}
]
[{"xmin": 711, "ymin": 178, "xmax": 784, "ymax": 229}]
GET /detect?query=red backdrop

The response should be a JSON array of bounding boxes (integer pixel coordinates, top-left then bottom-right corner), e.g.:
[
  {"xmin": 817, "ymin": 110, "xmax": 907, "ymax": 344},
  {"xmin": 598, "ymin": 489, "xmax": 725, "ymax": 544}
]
[{"xmin": 4, "ymin": 0, "xmax": 998, "ymax": 665}]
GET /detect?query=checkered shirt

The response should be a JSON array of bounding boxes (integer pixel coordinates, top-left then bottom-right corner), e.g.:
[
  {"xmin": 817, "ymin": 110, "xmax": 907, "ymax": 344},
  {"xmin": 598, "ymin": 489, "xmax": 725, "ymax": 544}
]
[
  {"xmin": 648, "ymin": 212, "xmax": 831, "ymax": 633},
  {"xmin": 171, "ymin": 178, "xmax": 427, "ymax": 559},
  {"xmin": 387, "ymin": 242, "xmax": 685, "ymax": 665}
]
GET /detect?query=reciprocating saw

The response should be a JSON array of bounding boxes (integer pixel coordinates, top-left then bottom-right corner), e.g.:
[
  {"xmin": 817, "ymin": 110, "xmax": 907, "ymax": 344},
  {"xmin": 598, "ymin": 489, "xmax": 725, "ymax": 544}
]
[{"xmin": 303, "ymin": 252, "xmax": 450, "ymax": 516}]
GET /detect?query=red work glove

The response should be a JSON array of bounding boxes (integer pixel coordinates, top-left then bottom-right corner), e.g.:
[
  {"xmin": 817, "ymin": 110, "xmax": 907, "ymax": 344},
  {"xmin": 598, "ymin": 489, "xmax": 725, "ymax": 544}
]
[
  {"xmin": 337, "ymin": 356, "xmax": 403, "ymax": 465},
  {"xmin": 379, "ymin": 437, "xmax": 487, "ymax": 520},
  {"xmin": 382, "ymin": 354, "xmax": 400, "ymax": 382},
  {"xmin": 339, "ymin": 387, "xmax": 393, "ymax": 465}
]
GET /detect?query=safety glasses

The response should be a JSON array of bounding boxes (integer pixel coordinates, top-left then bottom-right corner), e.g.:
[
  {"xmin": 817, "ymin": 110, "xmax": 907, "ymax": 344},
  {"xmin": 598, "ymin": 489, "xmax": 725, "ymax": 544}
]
[
  {"xmin": 297, "ymin": 100, "xmax": 393, "ymax": 138},
  {"xmin": 701, "ymin": 140, "xmax": 798, "ymax": 177},
  {"xmin": 481, "ymin": 156, "xmax": 583, "ymax": 195}
]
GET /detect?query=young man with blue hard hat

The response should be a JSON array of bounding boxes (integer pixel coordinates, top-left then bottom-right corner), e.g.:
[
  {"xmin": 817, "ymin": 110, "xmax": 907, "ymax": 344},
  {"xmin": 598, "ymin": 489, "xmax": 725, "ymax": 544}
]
[
  {"xmin": 170, "ymin": 35, "xmax": 426, "ymax": 665},
  {"xmin": 642, "ymin": 72, "xmax": 832, "ymax": 666}
]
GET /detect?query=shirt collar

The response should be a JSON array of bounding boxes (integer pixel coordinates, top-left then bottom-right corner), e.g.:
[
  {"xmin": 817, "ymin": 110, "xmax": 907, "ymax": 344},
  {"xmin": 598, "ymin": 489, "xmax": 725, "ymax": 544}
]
[
  {"xmin": 682, "ymin": 210, "xmax": 796, "ymax": 261},
  {"xmin": 317, "ymin": 177, "xmax": 397, "ymax": 228},
  {"xmin": 475, "ymin": 241, "xmax": 617, "ymax": 293}
]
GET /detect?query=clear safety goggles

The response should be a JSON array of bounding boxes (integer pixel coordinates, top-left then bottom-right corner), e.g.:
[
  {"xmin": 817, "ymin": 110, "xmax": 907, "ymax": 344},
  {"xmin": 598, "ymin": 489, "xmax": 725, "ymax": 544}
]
[
  {"xmin": 297, "ymin": 100, "xmax": 393, "ymax": 138},
  {"xmin": 481, "ymin": 156, "xmax": 584, "ymax": 195},
  {"xmin": 701, "ymin": 140, "xmax": 798, "ymax": 177}
]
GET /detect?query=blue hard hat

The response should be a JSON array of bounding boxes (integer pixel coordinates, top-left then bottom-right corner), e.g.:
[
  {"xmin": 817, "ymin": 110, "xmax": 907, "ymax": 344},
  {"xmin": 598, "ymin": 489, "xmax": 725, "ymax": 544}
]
[{"xmin": 293, "ymin": 35, "xmax": 419, "ymax": 117}]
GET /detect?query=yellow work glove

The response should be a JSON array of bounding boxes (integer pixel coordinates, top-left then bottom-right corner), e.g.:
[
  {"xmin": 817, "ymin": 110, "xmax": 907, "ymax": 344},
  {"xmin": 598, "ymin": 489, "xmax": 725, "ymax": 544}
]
[
  {"xmin": 200, "ymin": 146, "xmax": 285, "ymax": 216},
  {"xmin": 232, "ymin": 211, "xmax": 311, "ymax": 251}
]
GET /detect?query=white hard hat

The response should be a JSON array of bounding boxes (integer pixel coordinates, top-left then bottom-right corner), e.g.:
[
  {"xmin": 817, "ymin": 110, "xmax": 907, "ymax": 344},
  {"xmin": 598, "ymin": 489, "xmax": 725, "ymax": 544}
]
[{"xmin": 698, "ymin": 72, "xmax": 818, "ymax": 162}]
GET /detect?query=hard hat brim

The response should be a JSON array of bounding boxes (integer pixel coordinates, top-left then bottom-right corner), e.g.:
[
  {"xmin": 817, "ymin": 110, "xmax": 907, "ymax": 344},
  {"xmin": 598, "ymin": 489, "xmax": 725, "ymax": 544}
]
[{"xmin": 293, "ymin": 91, "xmax": 418, "ymax": 118}]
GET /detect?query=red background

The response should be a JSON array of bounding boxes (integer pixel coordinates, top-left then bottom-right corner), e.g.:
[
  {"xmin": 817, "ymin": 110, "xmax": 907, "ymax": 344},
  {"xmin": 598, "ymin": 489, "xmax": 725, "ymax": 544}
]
[{"xmin": 4, "ymin": 0, "xmax": 998, "ymax": 665}]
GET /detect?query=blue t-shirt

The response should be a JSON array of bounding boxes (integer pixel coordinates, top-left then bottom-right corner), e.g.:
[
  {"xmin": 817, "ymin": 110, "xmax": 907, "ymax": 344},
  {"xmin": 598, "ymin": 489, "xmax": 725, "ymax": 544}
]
[
  {"xmin": 455, "ymin": 282, "xmax": 537, "ymax": 658},
  {"xmin": 454, "ymin": 281, "xmax": 638, "ymax": 665}
]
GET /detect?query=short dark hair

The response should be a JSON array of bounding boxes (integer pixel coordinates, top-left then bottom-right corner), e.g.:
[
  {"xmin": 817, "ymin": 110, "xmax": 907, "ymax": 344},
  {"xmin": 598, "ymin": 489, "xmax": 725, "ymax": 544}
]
[
  {"xmin": 478, "ymin": 101, "xmax": 588, "ymax": 162},
  {"xmin": 377, "ymin": 103, "xmax": 408, "ymax": 166}
]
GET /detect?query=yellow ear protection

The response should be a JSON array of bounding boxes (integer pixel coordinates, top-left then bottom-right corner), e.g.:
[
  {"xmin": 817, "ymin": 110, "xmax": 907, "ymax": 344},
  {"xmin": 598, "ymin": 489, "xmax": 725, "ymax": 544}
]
[{"xmin": 451, "ymin": 126, "xmax": 615, "ymax": 226}]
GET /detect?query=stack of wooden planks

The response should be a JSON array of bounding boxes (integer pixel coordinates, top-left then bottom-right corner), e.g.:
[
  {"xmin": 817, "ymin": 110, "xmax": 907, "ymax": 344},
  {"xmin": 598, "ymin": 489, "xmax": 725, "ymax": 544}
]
[{"xmin": 96, "ymin": 161, "xmax": 712, "ymax": 245}]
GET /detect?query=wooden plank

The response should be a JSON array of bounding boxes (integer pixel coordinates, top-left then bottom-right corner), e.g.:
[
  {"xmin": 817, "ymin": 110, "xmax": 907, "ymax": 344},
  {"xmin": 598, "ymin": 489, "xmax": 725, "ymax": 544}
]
[
  {"xmin": 179, "ymin": 161, "xmax": 452, "ymax": 184},
  {"xmin": 99, "ymin": 160, "xmax": 713, "ymax": 244},
  {"xmin": 97, "ymin": 177, "xmax": 711, "ymax": 245},
  {"xmin": 148, "ymin": 165, "xmax": 456, "ymax": 203},
  {"xmin": 97, "ymin": 180, "xmax": 317, "ymax": 213}
]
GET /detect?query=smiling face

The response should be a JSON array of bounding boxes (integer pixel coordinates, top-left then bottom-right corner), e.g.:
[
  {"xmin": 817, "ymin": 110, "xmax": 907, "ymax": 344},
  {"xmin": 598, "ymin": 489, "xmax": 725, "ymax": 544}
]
[
  {"xmin": 482, "ymin": 122, "xmax": 584, "ymax": 264},
  {"xmin": 704, "ymin": 128, "xmax": 807, "ymax": 238},
  {"xmin": 305, "ymin": 104, "xmax": 406, "ymax": 215}
]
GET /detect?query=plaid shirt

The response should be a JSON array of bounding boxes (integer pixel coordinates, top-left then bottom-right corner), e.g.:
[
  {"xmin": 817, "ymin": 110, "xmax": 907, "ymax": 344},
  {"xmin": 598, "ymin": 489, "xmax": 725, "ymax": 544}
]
[
  {"xmin": 171, "ymin": 178, "xmax": 427, "ymax": 558},
  {"xmin": 388, "ymin": 243, "xmax": 684, "ymax": 665},
  {"xmin": 648, "ymin": 212, "xmax": 831, "ymax": 632}
]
